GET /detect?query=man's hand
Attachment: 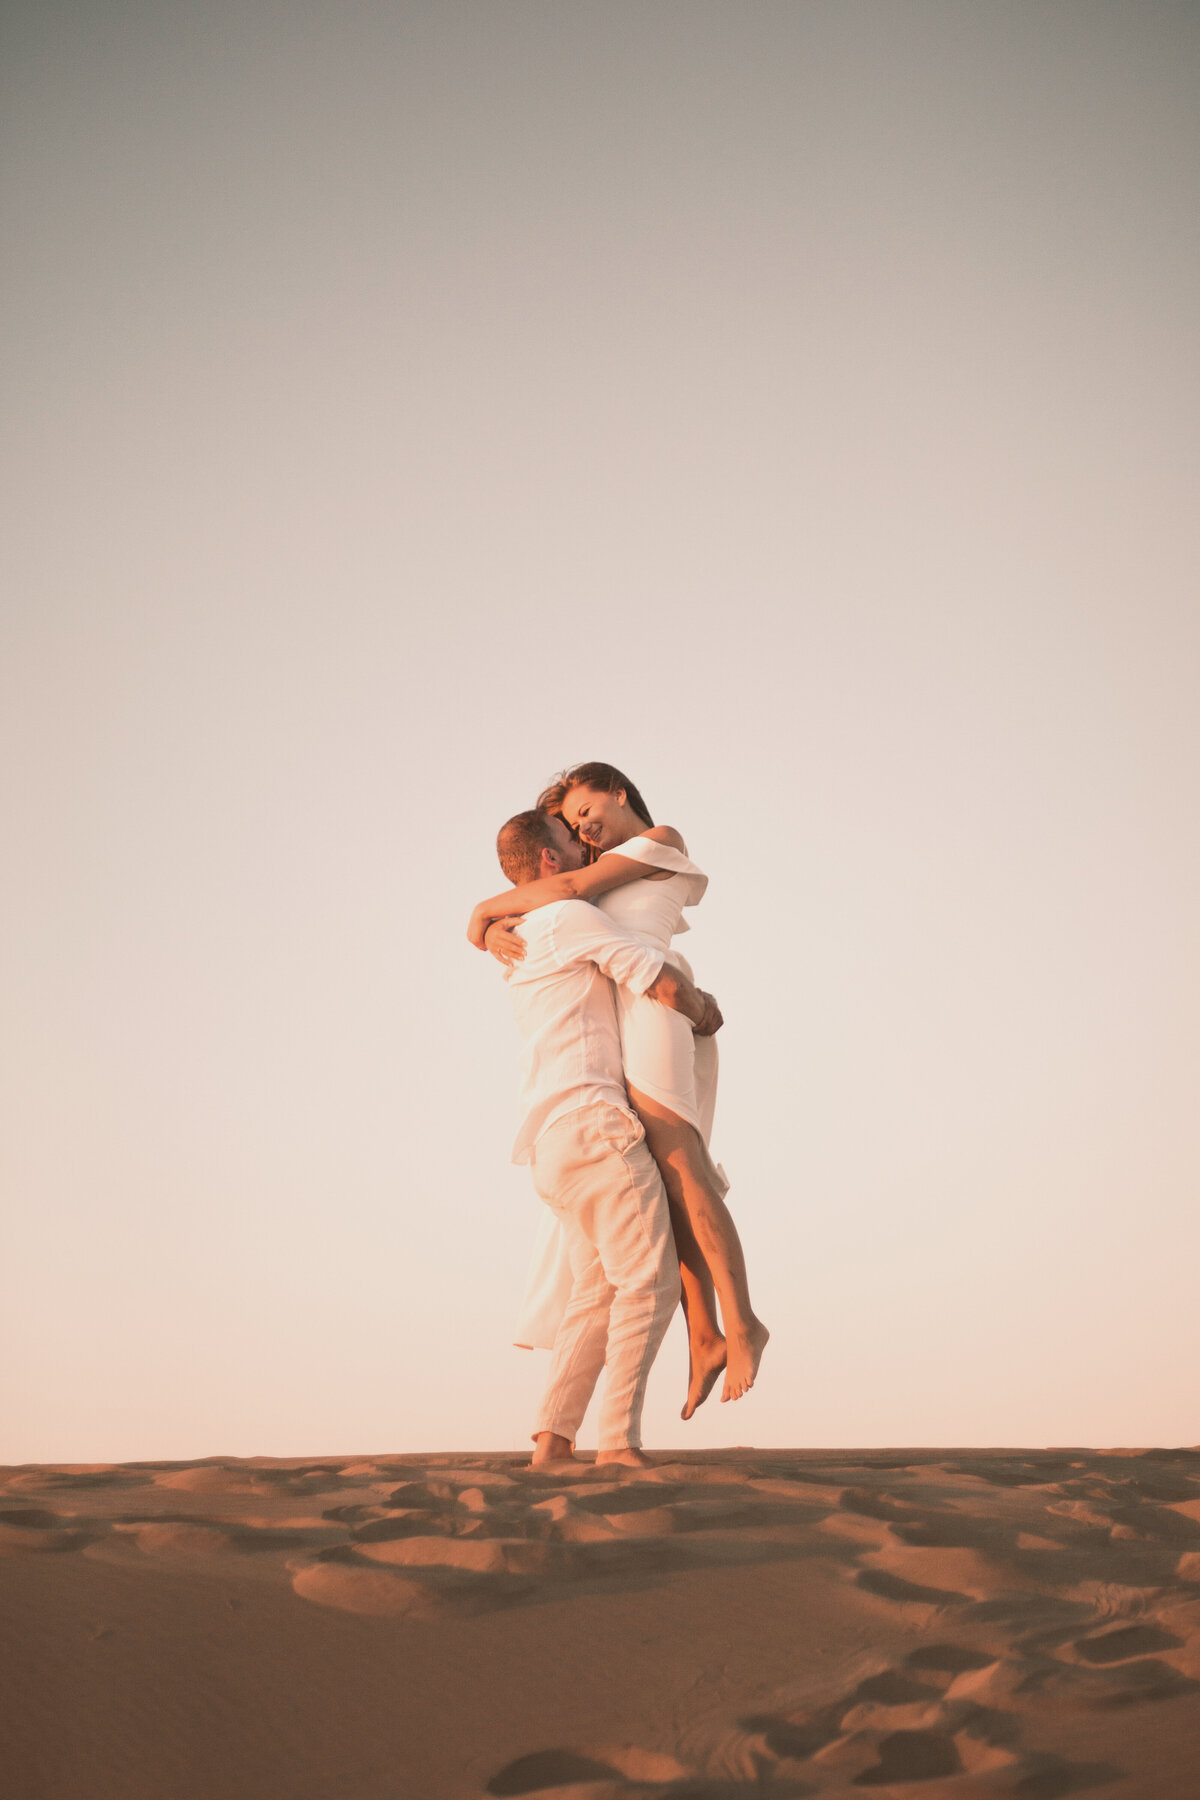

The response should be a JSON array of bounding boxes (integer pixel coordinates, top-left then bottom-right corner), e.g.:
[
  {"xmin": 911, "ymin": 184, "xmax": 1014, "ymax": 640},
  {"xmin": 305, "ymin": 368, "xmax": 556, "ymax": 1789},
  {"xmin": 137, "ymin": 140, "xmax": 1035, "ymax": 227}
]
[
  {"xmin": 645, "ymin": 961, "xmax": 721, "ymax": 1033},
  {"xmin": 484, "ymin": 916, "xmax": 526, "ymax": 968},
  {"xmin": 693, "ymin": 990, "xmax": 724, "ymax": 1036}
]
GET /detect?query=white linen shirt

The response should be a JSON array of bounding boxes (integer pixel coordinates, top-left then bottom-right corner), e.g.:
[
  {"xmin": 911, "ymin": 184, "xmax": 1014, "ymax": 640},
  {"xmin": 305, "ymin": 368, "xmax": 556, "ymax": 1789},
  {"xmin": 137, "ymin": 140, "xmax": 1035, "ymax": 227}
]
[{"xmin": 504, "ymin": 899, "xmax": 665, "ymax": 1163}]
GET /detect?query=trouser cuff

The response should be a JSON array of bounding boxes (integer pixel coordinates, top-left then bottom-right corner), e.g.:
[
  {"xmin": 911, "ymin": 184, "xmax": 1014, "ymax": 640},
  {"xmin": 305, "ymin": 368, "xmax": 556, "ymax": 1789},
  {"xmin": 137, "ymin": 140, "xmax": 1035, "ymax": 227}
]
[{"xmin": 534, "ymin": 1414, "xmax": 583, "ymax": 1442}]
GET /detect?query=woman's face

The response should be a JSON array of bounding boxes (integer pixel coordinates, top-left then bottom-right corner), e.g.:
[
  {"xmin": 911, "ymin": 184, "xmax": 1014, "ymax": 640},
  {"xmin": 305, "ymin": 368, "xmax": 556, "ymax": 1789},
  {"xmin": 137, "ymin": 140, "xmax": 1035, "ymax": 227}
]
[{"xmin": 561, "ymin": 784, "xmax": 630, "ymax": 853}]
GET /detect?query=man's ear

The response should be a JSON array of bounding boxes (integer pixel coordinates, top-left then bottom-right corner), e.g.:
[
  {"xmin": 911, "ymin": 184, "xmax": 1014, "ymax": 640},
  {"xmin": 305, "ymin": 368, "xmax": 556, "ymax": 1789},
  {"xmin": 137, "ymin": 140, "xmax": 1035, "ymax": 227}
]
[{"xmin": 539, "ymin": 847, "xmax": 562, "ymax": 876}]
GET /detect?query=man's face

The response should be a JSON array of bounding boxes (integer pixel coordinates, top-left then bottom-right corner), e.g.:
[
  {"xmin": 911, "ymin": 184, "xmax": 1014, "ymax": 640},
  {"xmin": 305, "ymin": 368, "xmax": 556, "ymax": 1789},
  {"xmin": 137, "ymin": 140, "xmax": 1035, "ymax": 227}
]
[{"xmin": 544, "ymin": 814, "xmax": 585, "ymax": 873}]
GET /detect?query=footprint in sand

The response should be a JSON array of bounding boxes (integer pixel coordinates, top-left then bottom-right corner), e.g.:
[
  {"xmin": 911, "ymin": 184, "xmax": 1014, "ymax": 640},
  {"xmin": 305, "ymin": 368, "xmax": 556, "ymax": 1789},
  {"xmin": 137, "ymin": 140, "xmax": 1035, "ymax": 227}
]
[
  {"xmin": 1108, "ymin": 1502, "xmax": 1200, "ymax": 1546},
  {"xmin": 543, "ymin": 1484, "xmax": 693, "ymax": 1544},
  {"xmin": 1033, "ymin": 1656, "xmax": 1198, "ymax": 1708},
  {"xmin": 384, "ymin": 1479, "xmax": 460, "ymax": 1510},
  {"xmin": 730, "ymin": 1644, "xmax": 1127, "ymax": 1796},
  {"xmin": 854, "ymin": 1566, "xmax": 968, "ymax": 1607},
  {"xmin": 849, "ymin": 1726, "xmax": 964, "ymax": 1785},
  {"xmin": 0, "ymin": 1508, "xmax": 97, "ymax": 1554},
  {"xmin": 1072, "ymin": 1621, "xmax": 1183, "ymax": 1663},
  {"xmin": 321, "ymin": 1502, "xmax": 392, "ymax": 1525},
  {"xmin": 570, "ymin": 1485, "xmax": 682, "ymax": 1514},
  {"xmin": 152, "ymin": 1466, "xmax": 274, "ymax": 1496},
  {"xmin": 485, "ymin": 1748, "xmax": 626, "ymax": 1795},
  {"xmin": 351, "ymin": 1512, "xmax": 456, "ymax": 1544},
  {"xmin": 292, "ymin": 1509, "xmax": 593, "ymax": 1616},
  {"xmin": 457, "ymin": 1486, "xmax": 500, "ymax": 1513},
  {"xmin": 2, "ymin": 1468, "xmax": 146, "ymax": 1494},
  {"xmin": 119, "ymin": 1522, "xmax": 234, "ymax": 1556},
  {"xmin": 852, "ymin": 1669, "xmax": 943, "ymax": 1706},
  {"xmin": 836, "ymin": 1486, "xmax": 916, "ymax": 1522},
  {"xmin": 906, "ymin": 1642, "xmax": 995, "ymax": 1675},
  {"xmin": 292, "ymin": 1553, "xmax": 524, "ymax": 1620},
  {"xmin": 485, "ymin": 1745, "xmax": 691, "ymax": 1797},
  {"xmin": 79, "ymin": 1516, "xmax": 327, "ymax": 1562},
  {"xmin": 354, "ymin": 1534, "xmax": 568, "ymax": 1577},
  {"xmin": 595, "ymin": 1505, "xmax": 680, "ymax": 1538},
  {"xmin": 734, "ymin": 1707, "xmax": 843, "ymax": 1765}
]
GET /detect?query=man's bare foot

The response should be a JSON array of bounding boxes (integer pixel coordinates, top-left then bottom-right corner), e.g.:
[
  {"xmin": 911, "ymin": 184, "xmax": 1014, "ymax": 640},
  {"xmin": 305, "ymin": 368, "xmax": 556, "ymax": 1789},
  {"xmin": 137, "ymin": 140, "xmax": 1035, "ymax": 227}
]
[
  {"xmin": 531, "ymin": 1432, "xmax": 576, "ymax": 1465},
  {"xmin": 720, "ymin": 1318, "xmax": 770, "ymax": 1402},
  {"xmin": 596, "ymin": 1447, "xmax": 655, "ymax": 1468},
  {"xmin": 682, "ymin": 1333, "xmax": 727, "ymax": 1421}
]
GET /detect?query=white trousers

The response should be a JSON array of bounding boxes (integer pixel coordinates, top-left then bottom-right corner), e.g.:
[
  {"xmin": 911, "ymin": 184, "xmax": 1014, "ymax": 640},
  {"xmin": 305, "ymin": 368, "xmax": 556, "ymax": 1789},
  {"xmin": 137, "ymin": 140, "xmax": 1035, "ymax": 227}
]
[{"xmin": 528, "ymin": 1103, "xmax": 679, "ymax": 1451}]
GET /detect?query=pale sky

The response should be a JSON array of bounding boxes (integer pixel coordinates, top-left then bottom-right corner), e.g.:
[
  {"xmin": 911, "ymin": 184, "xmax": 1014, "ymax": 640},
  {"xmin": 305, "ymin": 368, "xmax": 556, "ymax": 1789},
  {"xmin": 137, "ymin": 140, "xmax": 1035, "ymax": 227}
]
[{"xmin": 3, "ymin": 1, "xmax": 1198, "ymax": 1462}]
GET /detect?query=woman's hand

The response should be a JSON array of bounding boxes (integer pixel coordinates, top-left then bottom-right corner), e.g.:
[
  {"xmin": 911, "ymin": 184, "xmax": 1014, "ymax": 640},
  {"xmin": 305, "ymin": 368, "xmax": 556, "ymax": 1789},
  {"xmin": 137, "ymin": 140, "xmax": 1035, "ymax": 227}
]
[
  {"xmin": 467, "ymin": 903, "xmax": 492, "ymax": 949},
  {"xmin": 484, "ymin": 917, "xmax": 526, "ymax": 967}
]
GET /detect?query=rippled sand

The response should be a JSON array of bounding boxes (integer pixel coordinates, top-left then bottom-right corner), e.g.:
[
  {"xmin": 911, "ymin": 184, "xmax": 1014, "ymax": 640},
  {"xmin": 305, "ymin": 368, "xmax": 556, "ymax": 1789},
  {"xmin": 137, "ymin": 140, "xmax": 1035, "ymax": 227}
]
[{"xmin": 3, "ymin": 1446, "xmax": 1199, "ymax": 1796}]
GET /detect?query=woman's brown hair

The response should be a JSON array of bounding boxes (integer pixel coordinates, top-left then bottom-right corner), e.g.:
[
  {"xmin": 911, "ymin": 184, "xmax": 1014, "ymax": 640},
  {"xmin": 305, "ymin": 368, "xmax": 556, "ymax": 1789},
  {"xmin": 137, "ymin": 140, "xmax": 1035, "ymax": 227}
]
[{"xmin": 536, "ymin": 763, "xmax": 654, "ymax": 858}]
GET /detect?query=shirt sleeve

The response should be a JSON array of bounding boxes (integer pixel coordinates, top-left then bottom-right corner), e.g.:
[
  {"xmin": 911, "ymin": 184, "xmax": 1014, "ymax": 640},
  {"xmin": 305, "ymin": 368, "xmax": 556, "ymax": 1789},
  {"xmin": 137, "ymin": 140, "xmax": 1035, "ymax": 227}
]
[{"xmin": 550, "ymin": 900, "xmax": 665, "ymax": 995}]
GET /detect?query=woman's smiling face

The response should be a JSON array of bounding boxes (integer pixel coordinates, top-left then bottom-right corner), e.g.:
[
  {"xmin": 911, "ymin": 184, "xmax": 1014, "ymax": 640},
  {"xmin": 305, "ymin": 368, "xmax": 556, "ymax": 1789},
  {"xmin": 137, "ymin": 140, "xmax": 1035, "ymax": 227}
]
[{"xmin": 561, "ymin": 783, "xmax": 632, "ymax": 853}]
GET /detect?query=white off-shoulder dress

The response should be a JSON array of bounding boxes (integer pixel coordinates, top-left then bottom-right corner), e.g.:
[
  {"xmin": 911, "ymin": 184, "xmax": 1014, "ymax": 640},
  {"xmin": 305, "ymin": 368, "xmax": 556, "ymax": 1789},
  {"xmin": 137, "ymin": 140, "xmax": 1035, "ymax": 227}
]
[{"xmin": 514, "ymin": 834, "xmax": 723, "ymax": 1350}]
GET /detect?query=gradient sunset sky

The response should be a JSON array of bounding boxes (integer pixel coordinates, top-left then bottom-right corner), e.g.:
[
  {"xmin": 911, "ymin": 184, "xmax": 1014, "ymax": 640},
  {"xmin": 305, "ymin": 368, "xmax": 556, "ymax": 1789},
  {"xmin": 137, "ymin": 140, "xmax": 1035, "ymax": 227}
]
[{"xmin": 3, "ymin": 1, "xmax": 1198, "ymax": 1461}]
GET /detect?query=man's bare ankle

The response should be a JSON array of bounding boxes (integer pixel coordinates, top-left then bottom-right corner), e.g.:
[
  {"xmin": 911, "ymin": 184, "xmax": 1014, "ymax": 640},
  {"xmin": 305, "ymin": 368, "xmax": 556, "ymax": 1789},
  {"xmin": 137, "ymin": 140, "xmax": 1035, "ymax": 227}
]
[
  {"xmin": 596, "ymin": 1446, "xmax": 654, "ymax": 1468},
  {"xmin": 531, "ymin": 1432, "xmax": 576, "ymax": 1465}
]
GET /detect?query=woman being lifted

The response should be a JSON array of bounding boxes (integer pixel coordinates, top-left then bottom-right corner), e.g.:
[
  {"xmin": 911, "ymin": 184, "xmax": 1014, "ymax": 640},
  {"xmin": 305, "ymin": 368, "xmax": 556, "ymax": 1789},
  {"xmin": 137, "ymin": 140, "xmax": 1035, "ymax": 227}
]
[{"xmin": 469, "ymin": 761, "xmax": 768, "ymax": 1414}]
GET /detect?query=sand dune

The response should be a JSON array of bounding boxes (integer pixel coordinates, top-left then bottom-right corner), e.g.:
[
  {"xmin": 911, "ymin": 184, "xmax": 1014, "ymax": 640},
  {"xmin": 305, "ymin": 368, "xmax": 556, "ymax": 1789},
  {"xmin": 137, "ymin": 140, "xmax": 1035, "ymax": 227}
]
[{"xmin": 2, "ymin": 1447, "xmax": 1199, "ymax": 1796}]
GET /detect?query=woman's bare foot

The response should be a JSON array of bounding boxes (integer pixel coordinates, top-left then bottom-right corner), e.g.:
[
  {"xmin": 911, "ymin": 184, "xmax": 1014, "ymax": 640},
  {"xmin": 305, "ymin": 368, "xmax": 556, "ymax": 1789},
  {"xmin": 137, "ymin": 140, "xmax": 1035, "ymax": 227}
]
[
  {"xmin": 596, "ymin": 1447, "xmax": 655, "ymax": 1468},
  {"xmin": 531, "ymin": 1432, "xmax": 575, "ymax": 1465},
  {"xmin": 682, "ymin": 1333, "xmax": 727, "ymax": 1420},
  {"xmin": 720, "ymin": 1318, "xmax": 770, "ymax": 1402}
]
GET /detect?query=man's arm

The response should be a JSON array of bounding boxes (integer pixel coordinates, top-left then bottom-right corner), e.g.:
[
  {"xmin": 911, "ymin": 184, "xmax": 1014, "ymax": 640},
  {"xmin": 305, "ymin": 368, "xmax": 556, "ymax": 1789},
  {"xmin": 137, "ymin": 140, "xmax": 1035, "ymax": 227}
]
[
  {"xmin": 551, "ymin": 902, "xmax": 664, "ymax": 993},
  {"xmin": 550, "ymin": 902, "xmax": 724, "ymax": 1035}
]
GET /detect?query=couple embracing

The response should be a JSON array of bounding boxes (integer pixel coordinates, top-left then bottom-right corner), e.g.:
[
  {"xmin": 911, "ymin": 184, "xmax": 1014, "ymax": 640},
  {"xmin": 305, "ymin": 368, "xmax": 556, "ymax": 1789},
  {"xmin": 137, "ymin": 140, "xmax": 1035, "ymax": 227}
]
[{"xmin": 469, "ymin": 761, "xmax": 768, "ymax": 1468}]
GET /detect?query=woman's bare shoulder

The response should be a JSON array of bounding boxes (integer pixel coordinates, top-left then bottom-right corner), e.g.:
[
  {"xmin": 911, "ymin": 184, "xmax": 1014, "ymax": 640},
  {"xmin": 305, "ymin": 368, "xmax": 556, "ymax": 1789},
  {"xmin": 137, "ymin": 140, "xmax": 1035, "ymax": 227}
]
[{"xmin": 642, "ymin": 824, "xmax": 688, "ymax": 854}]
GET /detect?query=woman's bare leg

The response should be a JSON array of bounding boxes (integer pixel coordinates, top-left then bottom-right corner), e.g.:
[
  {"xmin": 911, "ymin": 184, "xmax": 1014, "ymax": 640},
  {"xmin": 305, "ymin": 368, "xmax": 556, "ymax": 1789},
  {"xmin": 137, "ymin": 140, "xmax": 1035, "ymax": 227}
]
[
  {"xmin": 628, "ymin": 1086, "xmax": 769, "ymax": 1405},
  {"xmin": 626, "ymin": 1091, "xmax": 725, "ymax": 1417},
  {"xmin": 667, "ymin": 1192, "xmax": 727, "ymax": 1420}
]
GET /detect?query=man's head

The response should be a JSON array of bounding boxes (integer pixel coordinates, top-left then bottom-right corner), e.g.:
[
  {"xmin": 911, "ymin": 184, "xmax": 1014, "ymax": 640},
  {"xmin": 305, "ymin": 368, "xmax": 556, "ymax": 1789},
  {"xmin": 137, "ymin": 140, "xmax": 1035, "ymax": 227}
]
[{"xmin": 496, "ymin": 810, "xmax": 585, "ymax": 885}]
